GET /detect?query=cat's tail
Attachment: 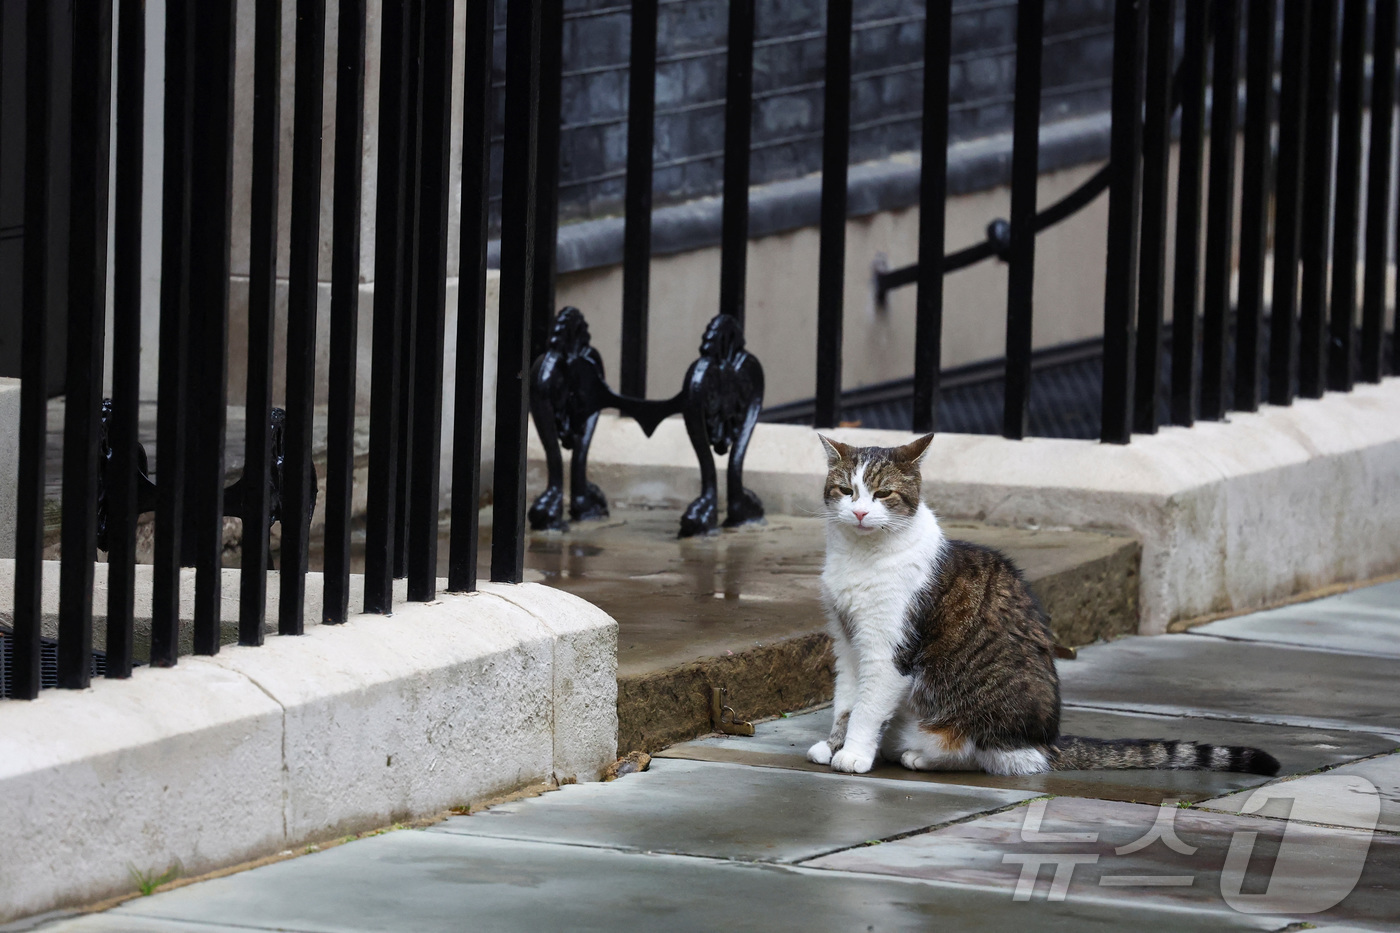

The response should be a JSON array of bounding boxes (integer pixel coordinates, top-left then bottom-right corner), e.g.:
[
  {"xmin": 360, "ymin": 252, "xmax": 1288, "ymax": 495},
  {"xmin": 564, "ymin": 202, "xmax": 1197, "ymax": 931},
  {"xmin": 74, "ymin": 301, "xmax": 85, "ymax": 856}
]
[{"xmin": 1050, "ymin": 735, "xmax": 1280, "ymax": 776}]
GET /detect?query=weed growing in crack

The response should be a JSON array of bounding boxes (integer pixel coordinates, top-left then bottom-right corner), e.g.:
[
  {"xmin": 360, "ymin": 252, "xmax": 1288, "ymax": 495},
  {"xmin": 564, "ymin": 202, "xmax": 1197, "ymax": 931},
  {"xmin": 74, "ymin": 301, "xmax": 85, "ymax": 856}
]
[{"xmin": 129, "ymin": 860, "xmax": 182, "ymax": 896}]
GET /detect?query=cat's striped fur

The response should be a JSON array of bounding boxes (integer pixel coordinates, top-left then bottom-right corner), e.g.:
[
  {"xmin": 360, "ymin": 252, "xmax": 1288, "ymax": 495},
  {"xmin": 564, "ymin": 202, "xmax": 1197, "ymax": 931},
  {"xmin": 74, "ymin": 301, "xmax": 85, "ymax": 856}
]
[{"xmin": 808, "ymin": 433, "xmax": 1280, "ymax": 778}]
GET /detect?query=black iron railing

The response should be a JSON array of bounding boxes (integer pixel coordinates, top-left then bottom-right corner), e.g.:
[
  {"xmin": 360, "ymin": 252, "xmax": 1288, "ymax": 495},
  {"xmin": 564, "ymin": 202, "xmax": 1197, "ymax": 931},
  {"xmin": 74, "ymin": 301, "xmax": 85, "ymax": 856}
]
[
  {"xmin": 866, "ymin": 0, "xmax": 1397, "ymax": 442},
  {"xmin": 6, "ymin": 0, "xmax": 1399, "ymax": 701},
  {"xmin": 4, "ymin": 0, "xmax": 550, "ymax": 699}
]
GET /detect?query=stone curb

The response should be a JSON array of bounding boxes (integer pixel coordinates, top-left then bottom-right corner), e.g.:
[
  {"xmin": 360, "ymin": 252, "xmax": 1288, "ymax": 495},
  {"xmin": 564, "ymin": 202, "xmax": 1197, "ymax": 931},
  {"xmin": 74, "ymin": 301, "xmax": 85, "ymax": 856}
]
[{"xmin": 0, "ymin": 584, "xmax": 618, "ymax": 924}]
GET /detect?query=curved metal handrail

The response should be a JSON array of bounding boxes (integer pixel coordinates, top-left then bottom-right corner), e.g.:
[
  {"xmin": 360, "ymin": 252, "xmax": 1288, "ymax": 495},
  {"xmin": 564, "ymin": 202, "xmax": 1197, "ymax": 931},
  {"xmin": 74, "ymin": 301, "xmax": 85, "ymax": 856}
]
[{"xmin": 874, "ymin": 62, "xmax": 1185, "ymax": 306}]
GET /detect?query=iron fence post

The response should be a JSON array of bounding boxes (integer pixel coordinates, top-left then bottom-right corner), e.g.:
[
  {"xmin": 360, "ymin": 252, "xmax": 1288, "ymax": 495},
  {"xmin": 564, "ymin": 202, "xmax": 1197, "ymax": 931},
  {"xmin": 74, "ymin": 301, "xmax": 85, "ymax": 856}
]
[
  {"xmin": 240, "ymin": 0, "xmax": 283, "ymax": 641},
  {"xmin": 1268, "ymin": 0, "xmax": 1313, "ymax": 407},
  {"xmin": 1133, "ymin": 0, "xmax": 1174, "ymax": 435},
  {"xmin": 393, "ymin": 0, "xmax": 425, "ymax": 583},
  {"xmin": 13, "ymin": 0, "xmax": 55, "ymax": 697},
  {"xmin": 912, "ymin": 0, "xmax": 951, "ymax": 436},
  {"xmin": 1170, "ymin": 0, "xmax": 1209, "ymax": 427},
  {"xmin": 279, "ymin": 0, "xmax": 328, "ymax": 636},
  {"xmin": 364, "ymin": 0, "xmax": 414, "ymax": 613},
  {"xmin": 1327, "ymin": 0, "xmax": 1366, "ymax": 393},
  {"xmin": 718, "ymin": 0, "xmax": 754, "ymax": 326},
  {"xmin": 492, "ymin": 0, "xmax": 545, "ymax": 584},
  {"xmin": 815, "ymin": 0, "xmax": 853, "ymax": 429},
  {"xmin": 1101, "ymin": 0, "xmax": 1146, "ymax": 445},
  {"xmin": 1298, "ymin": 0, "xmax": 1338, "ymax": 399},
  {"xmin": 1362, "ymin": 0, "xmax": 1399, "ymax": 383},
  {"xmin": 152, "ymin": 0, "xmax": 196, "ymax": 667},
  {"xmin": 448, "ymin": 0, "xmax": 498, "ymax": 595},
  {"xmin": 620, "ymin": 0, "xmax": 658, "ymax": 399},
  {"xmin": 57, "ymin": 0, "xmax": 114, "ymax": 686},
  {"xmin": 1201, "ymin": 0, "xmax": 1240, "ymax": 421},
  {"xmin": 106, "ymin": 0, "xmax": 146, "ymax": 675},
  {"xmin": 187, "ymin": 0, "xmax": 237, "ymax": 657},
  {"xmin": 1004, "ymin": 0, "xmax": 1045, "ymax": 441},
  {"xmin": 1234, "ymin": 0, "xmax": 1276, "ymax": 414},
  {"xmin": 324, "ymin": 0, "xmax": 368, "ymax": 623},
  {"xmin": 406, "ymin": 0, "xmax": 456, "ymax": 602}
]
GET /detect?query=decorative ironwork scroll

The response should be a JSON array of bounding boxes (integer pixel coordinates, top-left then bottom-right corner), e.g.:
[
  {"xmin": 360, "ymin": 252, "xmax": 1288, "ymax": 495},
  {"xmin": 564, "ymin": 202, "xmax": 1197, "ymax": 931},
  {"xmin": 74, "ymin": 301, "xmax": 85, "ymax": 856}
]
[
  {"xmin": 528, "ymin": 307, "xmax": 765, "ymax": 537},
  {"xmin": 96, "ymin": 401, "xmax": 311, "ymax": 554}
]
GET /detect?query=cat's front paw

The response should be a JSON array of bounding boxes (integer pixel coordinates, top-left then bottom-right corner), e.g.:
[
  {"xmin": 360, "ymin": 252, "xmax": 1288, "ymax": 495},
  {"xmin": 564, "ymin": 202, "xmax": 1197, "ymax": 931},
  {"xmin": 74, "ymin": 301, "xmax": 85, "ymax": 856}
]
[
  {"xmin": 831, "ymin": 747, "xmax": 875, "ymax": 774},
  {"xmin": 806, "ymin": 741, "xmax": 833, "ymax": 765}
]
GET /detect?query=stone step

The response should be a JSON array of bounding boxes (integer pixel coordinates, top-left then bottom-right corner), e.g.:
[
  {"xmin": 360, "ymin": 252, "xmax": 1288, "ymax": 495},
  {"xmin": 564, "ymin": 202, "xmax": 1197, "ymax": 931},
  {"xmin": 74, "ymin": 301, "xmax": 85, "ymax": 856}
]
[{"xmin": 512, "ymin": 508, "xmax": 1139, "ymax": 755}]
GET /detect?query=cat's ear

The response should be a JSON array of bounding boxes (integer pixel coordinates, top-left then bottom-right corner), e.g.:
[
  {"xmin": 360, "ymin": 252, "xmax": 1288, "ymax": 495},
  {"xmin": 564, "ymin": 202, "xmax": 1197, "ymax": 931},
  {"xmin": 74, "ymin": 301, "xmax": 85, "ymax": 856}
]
[
  {"xmin": 817, "ymin": 434, "xmax": 853, "ymax": 465},
  {"xmin": 892, "ymin": 433, "xmax": 935, "ymax": 464}
]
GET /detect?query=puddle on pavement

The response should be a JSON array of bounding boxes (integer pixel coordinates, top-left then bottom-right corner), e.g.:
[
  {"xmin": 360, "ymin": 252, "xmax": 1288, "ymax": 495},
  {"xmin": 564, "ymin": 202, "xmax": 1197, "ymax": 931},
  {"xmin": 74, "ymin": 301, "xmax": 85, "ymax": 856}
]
[
  {"xmin": 298, "ymin": 506, "xmax": 1134, "ymax": 674},
  {"xmin": 305, "ymin": 508, "xmax": 829, "ymax": 673}
]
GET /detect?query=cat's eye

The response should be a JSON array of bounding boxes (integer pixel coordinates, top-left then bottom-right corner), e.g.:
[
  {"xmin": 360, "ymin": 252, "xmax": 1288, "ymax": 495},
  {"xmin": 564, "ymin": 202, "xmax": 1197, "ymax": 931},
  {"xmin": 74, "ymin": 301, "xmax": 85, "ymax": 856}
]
[
  {"xmin": 834, "ymin": 485, "xmax": 852, "ymax": 496},
  {"xmin": 875, "ymin": 489, "xmax": 895, "ymax": 498}
]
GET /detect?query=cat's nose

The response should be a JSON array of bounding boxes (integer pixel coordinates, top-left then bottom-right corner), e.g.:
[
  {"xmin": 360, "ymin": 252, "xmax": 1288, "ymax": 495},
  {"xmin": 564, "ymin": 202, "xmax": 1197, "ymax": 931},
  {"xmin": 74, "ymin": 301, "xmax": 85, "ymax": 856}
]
[{"xmin": 853, "ymin": 510, "xmax": 868, "ymax": 523}]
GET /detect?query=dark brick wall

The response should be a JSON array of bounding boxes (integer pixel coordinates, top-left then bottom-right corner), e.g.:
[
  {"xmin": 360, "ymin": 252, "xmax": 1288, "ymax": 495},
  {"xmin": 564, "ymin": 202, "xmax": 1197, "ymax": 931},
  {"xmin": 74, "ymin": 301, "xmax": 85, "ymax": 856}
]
[{"xmin": 486, "ymin": 0, "xmax": 1116, "ymax": 233}]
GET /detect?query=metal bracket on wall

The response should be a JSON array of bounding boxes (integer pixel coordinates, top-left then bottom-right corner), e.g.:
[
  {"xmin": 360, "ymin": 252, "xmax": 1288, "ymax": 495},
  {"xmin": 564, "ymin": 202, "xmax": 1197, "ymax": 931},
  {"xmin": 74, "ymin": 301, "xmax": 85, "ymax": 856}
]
[
  {"xmin": 709, "ymin": 687, "xmax": 755, "ymax": 737},
  {"xmin": 528, "ymin": 306, "xmax": 766, "ymax": 538}
]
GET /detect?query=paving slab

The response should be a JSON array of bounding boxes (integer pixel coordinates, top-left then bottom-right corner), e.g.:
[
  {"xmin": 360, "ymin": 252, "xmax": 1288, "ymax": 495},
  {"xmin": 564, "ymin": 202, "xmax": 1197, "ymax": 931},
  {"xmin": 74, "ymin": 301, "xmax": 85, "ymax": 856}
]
[
  {"xmin": 1059, "ymin": 634, "xmax": 1400, "ymax": 738},
  {"xmin": 1192, "ymin": 601, "xmax": 1400, "ymax": 658},
  {"xmin": 805, "ymin": 795, "xmax": 1400, "ymax": 929},
  {"xmin": 35, "ymin": 830, "xmax": 1284, "ymax": 933},
  {"xmin": 1200, "ymin": 753, "xmax": 1400, "ymax": 833},
  {"xmin": 659, "ymin": 706, "xmax": 1395, "ymax": 804},
  {"xmin": 430, "ymin": 756, "xmax": 1038, "ymax": 862},
  {"xmin": 1331, "ymin": 580, "xmax": 1400, "ymax": 611}
]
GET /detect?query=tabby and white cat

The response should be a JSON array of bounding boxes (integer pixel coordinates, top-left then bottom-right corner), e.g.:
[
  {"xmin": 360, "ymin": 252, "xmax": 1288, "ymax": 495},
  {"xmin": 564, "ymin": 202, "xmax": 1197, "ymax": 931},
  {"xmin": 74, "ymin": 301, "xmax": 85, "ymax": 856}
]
[{"xmin": 806, "ymin": 433, "xmax": 1280, "ymax": 778}]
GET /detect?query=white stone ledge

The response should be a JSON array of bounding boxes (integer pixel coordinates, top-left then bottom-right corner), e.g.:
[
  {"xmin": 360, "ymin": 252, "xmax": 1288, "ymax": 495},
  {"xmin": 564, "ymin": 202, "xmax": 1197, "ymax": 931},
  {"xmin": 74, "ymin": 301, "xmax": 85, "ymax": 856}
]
[
  {"xmin": 0, "ymin": 583, "xmax": 617, "ymax": 924},
  {"xmin": 533, "ymin": 379, "xmax": 1400, "ymax": 634}
]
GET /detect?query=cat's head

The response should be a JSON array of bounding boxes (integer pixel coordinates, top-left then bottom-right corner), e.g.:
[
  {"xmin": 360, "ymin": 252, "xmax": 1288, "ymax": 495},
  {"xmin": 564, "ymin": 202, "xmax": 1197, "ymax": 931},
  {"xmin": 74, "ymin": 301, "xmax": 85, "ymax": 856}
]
[{"xmin": 817, "ymin": 433, "xmax": 934, "ymax": 535}]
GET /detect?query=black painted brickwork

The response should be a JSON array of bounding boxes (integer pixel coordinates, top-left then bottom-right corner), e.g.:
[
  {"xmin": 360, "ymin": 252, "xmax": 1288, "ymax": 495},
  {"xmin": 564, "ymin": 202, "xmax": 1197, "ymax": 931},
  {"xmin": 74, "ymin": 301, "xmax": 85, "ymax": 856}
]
[{"xmin": 485, "ymin": 0, "xmax": 1116, "ymax": 232}]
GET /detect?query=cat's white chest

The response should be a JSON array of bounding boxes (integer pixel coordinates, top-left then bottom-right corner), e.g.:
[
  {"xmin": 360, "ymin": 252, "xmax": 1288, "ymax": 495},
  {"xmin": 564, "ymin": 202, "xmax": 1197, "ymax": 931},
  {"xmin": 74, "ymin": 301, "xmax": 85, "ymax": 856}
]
[{"xmin": 823, "ymin": 507, "xmax": 945, "ymax": 656}]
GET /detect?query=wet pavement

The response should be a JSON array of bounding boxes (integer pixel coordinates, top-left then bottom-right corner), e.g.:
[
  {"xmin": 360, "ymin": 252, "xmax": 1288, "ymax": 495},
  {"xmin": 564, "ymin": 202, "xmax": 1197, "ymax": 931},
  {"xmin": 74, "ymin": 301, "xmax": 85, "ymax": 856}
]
[
  {"xmin": 1053, "ymin": 631, "xmax": 1400, "ymax": 738},
  {"xmin": 475, "ymin": 508, "xmax": 1139, "ymax": 678},
  {"xmin": 659, "ymin": 704, "xmax": 1396, "ymax": 805},
  {"xmin": 28, "ymin": 579, "xmax": 1400, "ymax": 932},
  {"xmin": 511, "ymin": 511, "xmax": 829, "ymax": 679}
]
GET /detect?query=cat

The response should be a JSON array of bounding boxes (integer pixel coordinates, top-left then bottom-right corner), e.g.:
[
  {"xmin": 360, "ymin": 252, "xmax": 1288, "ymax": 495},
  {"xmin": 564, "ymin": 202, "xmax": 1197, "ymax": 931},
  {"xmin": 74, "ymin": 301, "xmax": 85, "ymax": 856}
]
[{"xmin": 806, "ymin": 433, "xmax": 1280, "ymax": 778}]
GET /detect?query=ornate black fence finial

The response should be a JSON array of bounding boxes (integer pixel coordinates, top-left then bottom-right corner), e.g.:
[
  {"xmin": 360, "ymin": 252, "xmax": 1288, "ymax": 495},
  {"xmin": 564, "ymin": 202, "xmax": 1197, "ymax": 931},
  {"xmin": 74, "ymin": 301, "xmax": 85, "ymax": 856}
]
[
  {"xmin": 528, "ymin": 307, "xmax": 610, "ymax": 531},
  {"xmin": 96, "ymin": 401, "xmax": 312, "ymax": 557},
  {"xmin": 679, "ymin": 313, "xmax": 764, "ymax": 535},
  {"xmin": 528, "ymin": 307, "xmax": 765, "ymax": 537}
]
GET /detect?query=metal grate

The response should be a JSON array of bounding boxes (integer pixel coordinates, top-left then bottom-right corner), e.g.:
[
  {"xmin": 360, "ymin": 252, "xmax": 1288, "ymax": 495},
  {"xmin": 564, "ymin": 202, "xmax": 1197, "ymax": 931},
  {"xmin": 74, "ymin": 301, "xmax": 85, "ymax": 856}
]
[
  {"xmin": 0, "ymin": 627, "xmax": 109, "ymax": 699},
  {"xmin": 836, "ymin": 353, "xmax": 1107, "ymax": 439},
  {"xmin": 763, "ymin": 325, "xmax": 1394, "ymax": 440}
]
